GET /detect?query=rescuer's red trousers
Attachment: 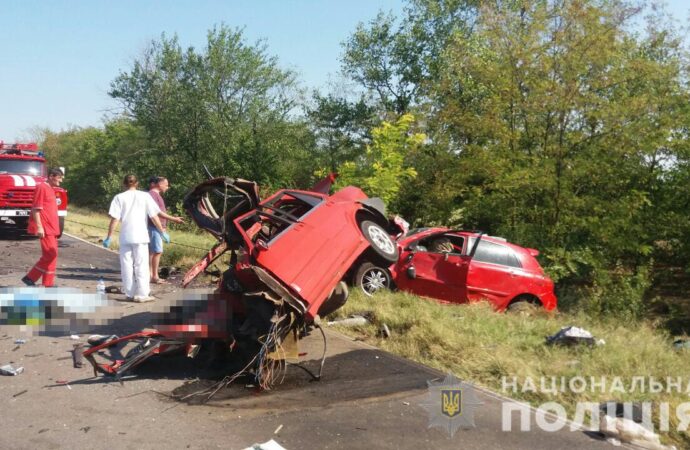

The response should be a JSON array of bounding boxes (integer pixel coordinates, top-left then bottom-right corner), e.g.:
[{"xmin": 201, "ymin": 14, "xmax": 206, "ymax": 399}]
[{"xmin": 25, "ymin": 235, "xmax": 58, "ymax": 287}]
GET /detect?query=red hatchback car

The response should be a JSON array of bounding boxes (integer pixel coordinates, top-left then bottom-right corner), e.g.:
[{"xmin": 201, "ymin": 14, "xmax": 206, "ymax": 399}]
[{"xmin": 354, "ymin": 227, "xmax": 557, "ymax": 312}]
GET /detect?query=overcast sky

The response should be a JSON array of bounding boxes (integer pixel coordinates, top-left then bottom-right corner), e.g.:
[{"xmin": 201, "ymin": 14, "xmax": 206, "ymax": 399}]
[{"xmin": 1, "ymin": 0, "xmax": 687, "ymax": 141}]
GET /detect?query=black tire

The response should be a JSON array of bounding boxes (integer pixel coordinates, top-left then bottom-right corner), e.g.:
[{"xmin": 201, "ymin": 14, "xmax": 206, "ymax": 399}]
[
  {"xmin": 354, "ymin": 262, "xmax": 391, "ymax": 296},
  {"xmin": 58, "ymin": 216, "xmax": 65, "ymax": 239},
  {"xmin": 507, "ymin": 297, "xmax": 540, "ymax": 314},
  {"xmin": 359, "ymin": 220, "xmax": 398, "ymax": 263}
]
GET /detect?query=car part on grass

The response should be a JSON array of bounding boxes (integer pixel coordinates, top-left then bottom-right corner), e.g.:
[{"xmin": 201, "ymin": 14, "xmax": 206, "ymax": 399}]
[
  {"xmin": 379, "ymin": 323, "xmax": 391, "ymax": 338},
  {"xmin": 327, "ymin": 315, "xmax": 369, "ymax": 327},
  {"xmin": 545, "ymin": 326, "xmax": 605, "ymax": 347},
  {"xmin": 673, "ymin": 339, "xmax": 690, "ymax": 350}
]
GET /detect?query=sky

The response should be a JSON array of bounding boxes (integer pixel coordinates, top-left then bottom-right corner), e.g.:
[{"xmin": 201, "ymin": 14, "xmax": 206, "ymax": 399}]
[
  {"xmin": 1, "ymin": 0, "xmax": 688, "ymax": 141},
  {"xmin": 0, "ymin": 0, "xmax": 405, "ymax": 140}
]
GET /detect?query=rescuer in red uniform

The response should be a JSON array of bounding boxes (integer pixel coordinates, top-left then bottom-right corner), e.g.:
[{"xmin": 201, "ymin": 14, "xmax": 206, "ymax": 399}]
[{"xmin": 22, "ymin": 168, "xmax": 64, "ymax": 287}]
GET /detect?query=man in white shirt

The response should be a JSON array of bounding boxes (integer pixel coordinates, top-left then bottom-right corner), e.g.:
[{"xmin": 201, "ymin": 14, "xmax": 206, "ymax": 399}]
[{"xmin": 103, "ymin": 174, "xmax": 169, "ymax": 302}]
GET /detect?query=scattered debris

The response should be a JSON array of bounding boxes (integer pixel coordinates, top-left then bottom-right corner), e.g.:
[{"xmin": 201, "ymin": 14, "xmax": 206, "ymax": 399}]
[
  {"xmin": 546, "ymin": 326, "xmax": 604, "ymax": 347},
  {"xmin": 273, "ymin": 424, "xmax": 283, "ymax": 434},
  {"xmin": 327, "ymin": 315, "xmax": 369, "ymax": 327},
  {"xmin": 379, "ymin": 323, "xmax": 391, "ymax": 338},
  {"xmin": 599, "ymin": 402, "xmax": 644, "ymax": 423},
  {"xmin": 599, "ymin": 414, "xmax": 676, "ymax": 450},
  {"xmin": 105, "ymin": 286, "xmax": 123, "ymax": 294},
  {"xmin": 80, "ymin": 426, "xmax": 91, "ymax": 433},
  {"xmin": 0, "ymin": 364, "xmax": 24, "ymax": 376},
  {"xmin": 70, "ymin": 335, "xmax": 80, "ymax": 340},
  {"xmin": 672, "ymin": 339, "xmax": 690, "ymax": 350},
  {"xmin": 38, "ymin": 429, "xmax": 48, "ymax": 434},
  {"xmin": 13, "ymin": 389, "xmax": 28, "ymax": 398},
  {"xmin": 87, "ymin": 334, "xmax": 118, "ymax": 346},
  {"xmin": 72, "ymin": 343, "xmax": 85, "ymax": 368},
  {"xmin": 24, "ymin": 353, "xmax": 43, "ymax": 358},
  {"xmin": 243, "ymin": 440, "xmax": 287, "ymax": 450},
  {"xmin": 159, "ymin": 266, "xmax": 180, "ymax": 279},
  {"xmin": 14, "ymin": 339, "xmax": 26, "ymax": 344}
]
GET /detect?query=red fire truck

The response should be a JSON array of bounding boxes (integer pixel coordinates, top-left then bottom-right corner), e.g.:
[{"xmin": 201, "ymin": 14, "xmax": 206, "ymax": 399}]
[{"xmin": 0, "ymin": 142, "xmax": 68, "ymax": 237}]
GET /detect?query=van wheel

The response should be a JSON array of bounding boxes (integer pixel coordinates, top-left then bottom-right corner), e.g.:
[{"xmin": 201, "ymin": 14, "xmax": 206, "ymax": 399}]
[{"xmin": 359, "ymin": 220, "xmax": 398, "ymax": 264}]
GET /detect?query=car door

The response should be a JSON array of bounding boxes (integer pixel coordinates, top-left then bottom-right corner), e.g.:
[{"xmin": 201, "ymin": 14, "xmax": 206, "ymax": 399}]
[
  {"xmin": 395, "ymin": 235, "xmax": 470, "ymax": 303},
  {"xmin": 465, "ymin": 238, "xmax": 522, "ymax": 308}
]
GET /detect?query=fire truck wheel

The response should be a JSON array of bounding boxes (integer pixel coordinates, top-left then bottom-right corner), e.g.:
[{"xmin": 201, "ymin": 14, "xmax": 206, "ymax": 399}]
[{"xmin": 58, "ymin": 217, "xmax": 65, "ymax": 239}]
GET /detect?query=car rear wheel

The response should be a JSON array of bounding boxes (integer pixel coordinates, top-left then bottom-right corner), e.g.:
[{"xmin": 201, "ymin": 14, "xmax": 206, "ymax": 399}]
[
  {"xmin": 507, "ymin": 296, "xmax": 540, "ymax": 314},
  {"xmin": 355, "ymin": 262, "xmax": 391, "ymax": 296},
  {"xmin": 359, "ymin": 220, "xmax": 398, "ymax": 263}
]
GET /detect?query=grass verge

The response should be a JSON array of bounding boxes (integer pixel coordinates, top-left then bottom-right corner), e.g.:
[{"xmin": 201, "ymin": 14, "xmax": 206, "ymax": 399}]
[{"xmin": 329, "ymin": 290, "xmax": 690, "ymax": 447}]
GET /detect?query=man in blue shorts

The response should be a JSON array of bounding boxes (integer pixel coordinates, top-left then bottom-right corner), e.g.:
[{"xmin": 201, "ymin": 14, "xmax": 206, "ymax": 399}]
[{"xmin": 147, "ymin": 176, "xmax": 184, "ymax": 284}]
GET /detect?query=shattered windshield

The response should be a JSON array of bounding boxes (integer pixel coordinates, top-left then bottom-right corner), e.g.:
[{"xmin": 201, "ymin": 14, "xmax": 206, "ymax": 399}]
[{"xmin": 0, "ymin": 160, "xmax": 43, "ymax": 176}]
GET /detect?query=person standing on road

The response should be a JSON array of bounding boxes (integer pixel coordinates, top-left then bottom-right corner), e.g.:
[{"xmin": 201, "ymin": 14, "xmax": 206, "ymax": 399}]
[
  {"xmin": 147, "ymin": 176, "xmax": 184, "ymax": 284},
  {"xmin": 22, "ymin": 168, "xmax": 64, "ymax": 287},
  {"xmin": 103, "ymin": 175, "xmax": 169, "ymax": 302}
]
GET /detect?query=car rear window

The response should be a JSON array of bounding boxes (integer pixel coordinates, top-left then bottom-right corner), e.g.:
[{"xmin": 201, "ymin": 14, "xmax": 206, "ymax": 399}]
[{"xmin": 469, "ymin": 239, "xmax": 522, "ymax": 268}]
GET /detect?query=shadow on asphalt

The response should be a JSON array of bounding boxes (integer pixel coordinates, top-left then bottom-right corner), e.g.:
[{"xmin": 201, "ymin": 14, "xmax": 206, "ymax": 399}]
[{"xmin": 0, "ymin": 231, "xmax": 35, "ymax": 241}]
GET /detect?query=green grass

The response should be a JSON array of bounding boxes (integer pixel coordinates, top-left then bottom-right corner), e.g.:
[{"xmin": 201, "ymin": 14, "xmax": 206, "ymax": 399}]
[
  {"xmin": 330, "ymin": 290, "xmax": 690, "ymax": 447},
  {"xmin": 64, "ymin": 206, "xmax": 218, "ymax": 268}
]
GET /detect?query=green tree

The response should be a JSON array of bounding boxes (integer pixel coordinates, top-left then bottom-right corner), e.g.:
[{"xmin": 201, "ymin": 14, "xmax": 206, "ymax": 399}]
[
  {"xmin": 109, "ymin": 25, "xmax": 317, "ymax": 205},
  {"xmin": 305, "ymin": 92, "xmax": 377, "ymax": 172},
  {"xmin": 336, "ymin": 113, "xmax": 423, "ymax": 205}
]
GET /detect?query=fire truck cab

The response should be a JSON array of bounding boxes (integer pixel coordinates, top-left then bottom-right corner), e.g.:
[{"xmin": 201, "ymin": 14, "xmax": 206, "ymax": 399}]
[{"xmin": 0, "ymin": 142, "xmax": 68, "ymax": 237}]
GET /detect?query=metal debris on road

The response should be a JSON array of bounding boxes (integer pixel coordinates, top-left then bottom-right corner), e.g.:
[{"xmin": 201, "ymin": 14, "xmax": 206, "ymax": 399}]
[
  {"xmin": 13, "ymin": 389, "xmax": 28, "ymax": 398},
  {"xmin": 244, "ymin": 440, "xmax": 287, "ymax": 450},
  {"xmin": 273, "ymin": 424, "xmax": 283, "ymax": 434},
  {"xmin": 72, "ymin": 343, "xmax": 85, "ymax": 368},
  {"xmin": 0, "ymin": 364, "xmax": 24, "ymax": 376},
  {"xmin": 14, "ymin": 339, "xmax": 26, "ymax": 344}
]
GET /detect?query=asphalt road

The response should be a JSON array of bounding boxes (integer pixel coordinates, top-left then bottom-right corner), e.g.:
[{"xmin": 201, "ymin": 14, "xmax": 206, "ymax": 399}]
[{"xmin": 0, "ymin": 234, "xmax": 618, "ymax": 449}]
